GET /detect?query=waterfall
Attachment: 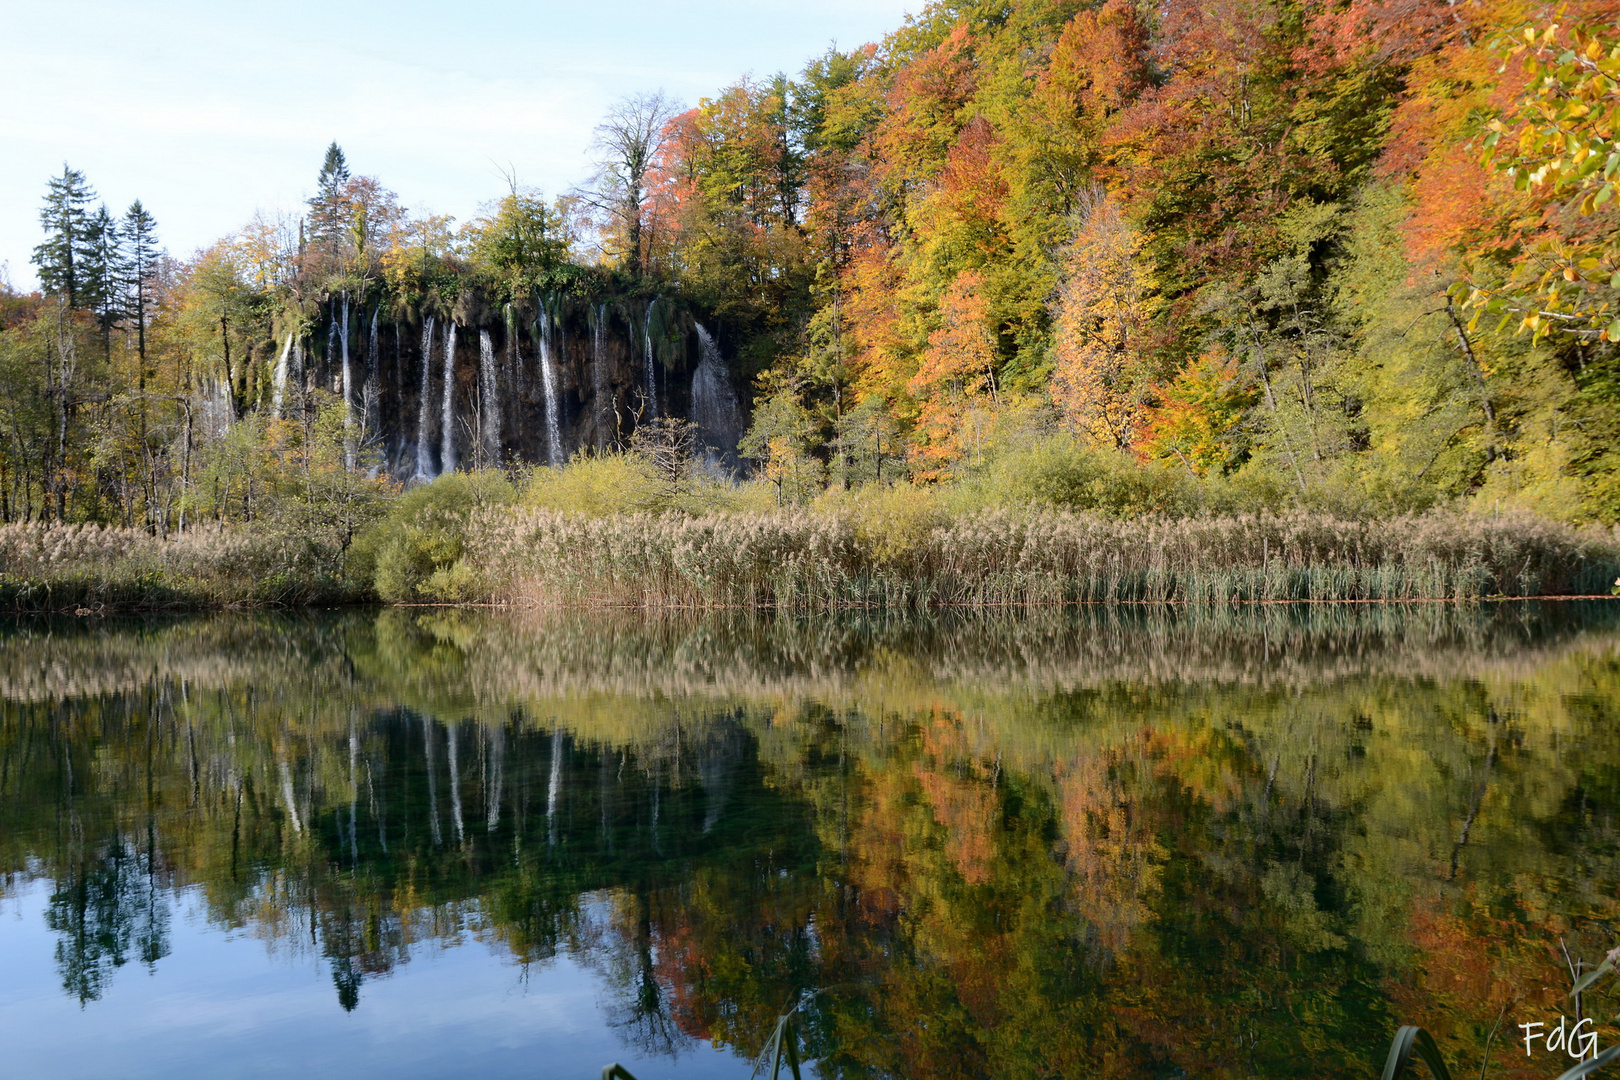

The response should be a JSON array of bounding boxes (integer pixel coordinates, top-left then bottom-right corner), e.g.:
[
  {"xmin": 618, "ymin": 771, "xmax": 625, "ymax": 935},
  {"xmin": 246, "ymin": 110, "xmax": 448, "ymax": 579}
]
[
  {"xmin": 537, "ymin": 309, "xmax": 563, "ymax": 467},
  {"xmin": 339, "ymin": 293, "xmax": 354, "ymax": 468},
  {"xmin": 440, "ymin": 321, "xmax": 458, "ymax": 473},
  {"xmin": 338, "ymin": 294, "xmax": 352, "ymax": 410},
  {"xmin": 643, "ymin": 297, "xmax": 658, "ymax": 420},
  {"xmin": 478, "ymin": 328, "xmax": 500, "ymax": 465},
  {"xmin": 414, "ymin": 316, "xmax": 435, "ymax": 481},
  {"xmin": 271, "ymin": 333, "xmax": 292, "ymax": 417},
  {"xmin": 591, "ymin": 303, "xmax": 608, "ymax": 448},
  {"xmin": 692, "ymin": 323, "xmax": 743, "ymax": 467}
]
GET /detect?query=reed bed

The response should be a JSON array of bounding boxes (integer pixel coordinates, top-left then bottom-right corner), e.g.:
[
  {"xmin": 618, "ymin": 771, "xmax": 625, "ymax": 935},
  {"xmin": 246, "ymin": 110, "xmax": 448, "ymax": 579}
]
[
  {"xmin": 470, "ymin": 507, "xmax": 1620, "ymax": 609},
  {"xmin": 0, "ymin": 522, "xmax": 353, "ymax": 611}
]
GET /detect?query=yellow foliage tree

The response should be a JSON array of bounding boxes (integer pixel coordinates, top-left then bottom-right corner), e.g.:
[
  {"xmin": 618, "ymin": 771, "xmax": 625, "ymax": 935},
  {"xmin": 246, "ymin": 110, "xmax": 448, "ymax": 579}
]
[
  {"xmin": 906, "ymin": 269, "xmax": 1000, "ymax": 479},
  {"xmin": 1051, "ymin": 190, "xmax": 1157, "ymax": 450}
]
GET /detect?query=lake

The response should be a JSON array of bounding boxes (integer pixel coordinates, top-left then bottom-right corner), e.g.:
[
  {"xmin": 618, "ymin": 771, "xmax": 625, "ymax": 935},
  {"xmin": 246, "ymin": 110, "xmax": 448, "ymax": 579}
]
[{"xmin": 1, "ymin": 603, "xmax": 1618, "ymax": 1079}]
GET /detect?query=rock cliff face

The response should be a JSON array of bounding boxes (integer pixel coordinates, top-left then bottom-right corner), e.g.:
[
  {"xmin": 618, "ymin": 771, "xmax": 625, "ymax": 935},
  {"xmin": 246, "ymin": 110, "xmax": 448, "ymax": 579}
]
[{"xmin": 283, "ymin": 292, "xmax": 747, "ymax": 479}]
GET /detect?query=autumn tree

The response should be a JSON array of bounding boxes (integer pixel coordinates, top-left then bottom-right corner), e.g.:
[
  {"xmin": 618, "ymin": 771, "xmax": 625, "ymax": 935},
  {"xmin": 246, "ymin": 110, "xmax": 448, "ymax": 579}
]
[
  {"xmin": 577, "ymin": 91, "xmax": 680, "ymax": 277},
  {"xmin": 1050, "ymin": 190, "xmax": 1156, "ymax": 450},
  {"xmin": 907, "ymin": 269, "xmax": 1001, "ymax": 478}
]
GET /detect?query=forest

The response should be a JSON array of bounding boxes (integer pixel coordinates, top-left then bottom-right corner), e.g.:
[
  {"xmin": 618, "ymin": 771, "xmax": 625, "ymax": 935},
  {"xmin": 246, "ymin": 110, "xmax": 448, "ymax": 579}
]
[{"xmin": 3, "ymin": 0, "xmax": 1620, "ymax": 605}]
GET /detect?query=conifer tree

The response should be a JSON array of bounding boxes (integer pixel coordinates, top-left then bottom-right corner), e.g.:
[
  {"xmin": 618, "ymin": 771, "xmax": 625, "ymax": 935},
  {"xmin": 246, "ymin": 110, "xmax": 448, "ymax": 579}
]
[
  {"xmin": 308, "ymin": 142, "xmax": 351, "ymax": 250},
  {"xmin": 32, "ymin": 165, "xmax": 97, "ymax": 307},
  {"xmin": 121, "ymin": 201, "xmax": 161, "ymax": 375},
  {"xmin": 81, "ymin": 205, "xmax": 126, "ymax": 346}
]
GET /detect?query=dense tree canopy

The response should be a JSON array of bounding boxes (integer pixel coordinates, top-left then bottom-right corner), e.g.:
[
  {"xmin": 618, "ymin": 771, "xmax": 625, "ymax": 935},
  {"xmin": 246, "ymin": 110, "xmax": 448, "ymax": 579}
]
[{"xmin": 4, "ymin": 0, "xmax": 1620, "ymax": 529}]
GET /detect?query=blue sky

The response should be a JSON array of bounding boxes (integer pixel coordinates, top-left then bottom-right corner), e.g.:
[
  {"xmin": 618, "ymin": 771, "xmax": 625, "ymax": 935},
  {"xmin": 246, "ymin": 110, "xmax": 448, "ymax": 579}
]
[{"xmin": 0, "ymin": 0, "xmax": 916, "ymax": 290}]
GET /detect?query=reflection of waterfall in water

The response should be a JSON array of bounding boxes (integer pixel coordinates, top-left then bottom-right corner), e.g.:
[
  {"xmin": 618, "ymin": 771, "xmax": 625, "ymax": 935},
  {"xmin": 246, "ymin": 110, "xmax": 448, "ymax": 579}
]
[
  {"xmin": 537, "ymin": 310, "xmax": 563, "ymax": 466},
  {"xmin": 699, "ymin": 734, "xmax": 736, "ymax": 835},
  {"xmin": 441, "ymin": 322, "xmax": 458, "ymax": 474},
  {"xmin": 478, "ymin": 329, "xmax": 500, "ymax": 465},
  {"xmin": 591, "ymin": 304, "xmax": 608, "ymax": 447},
  {"xmin": 414, "ymin": 316, "xmax": 436, "ymax": 480},
  {"xmin": 692, "ymin": 323, "xmax": 743, "ymax": 466},
  {"xmin": 278, "ymin": 759, "xmax": 303, "ymax": 835},
  {"xmin": 485, "ymin": 728, "xmax": 503, "ymax": 832},
  {"xmin": 271, "ymin": 333, "xmax": 292, "ymax": 417},
  {"xmin": 423, "ymin": 716, "xmax": 441, "ymax": 847},
  {"xmin": 447, "ymin": 722, "xmax": 465, "ymax": 844},
  {"xmin": 347, "ymin": 721, "xmax": 359, "ymax": 865},
  {"xmin": 547, "ymin": 728, "xmax": 564, "ymax": 849},
  {"xmin": 642, "ymin": 298, "xmax": 658, "ymax": 420}
]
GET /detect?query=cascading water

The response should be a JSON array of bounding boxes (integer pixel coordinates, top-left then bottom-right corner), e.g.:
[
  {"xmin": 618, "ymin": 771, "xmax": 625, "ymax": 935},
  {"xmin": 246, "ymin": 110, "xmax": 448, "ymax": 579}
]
[
  {"xmin": 414, "ymin": 316, "xmax": 435, "ymax": 480},
  {"xmin": 478, "ymin": 328, "xmax": 500, "ymax": 465},
  {"xmin": 339, "ymin": 293, "xmax": 354, "ymax": 468},
  {"xmin": 271, "ymin": 333, "xmax": 292, "ymax": 417},
  {"xmin": 591, "ymin": 303, "xmax": 608, "ymax": 448},
  {"xmin": 440, "ymin": 321, "xmax": 458, "ymax": 473},
  {"xmin": 692, "ymin": 322, "xmax": 743, "ymax": 468},
  {"xmin": 536, "ymin": 308, "xmax": 563, "ymax": 467},
  {"xmin": 643, "ymin": 297, "xmax": 658, "ymax": 420}
]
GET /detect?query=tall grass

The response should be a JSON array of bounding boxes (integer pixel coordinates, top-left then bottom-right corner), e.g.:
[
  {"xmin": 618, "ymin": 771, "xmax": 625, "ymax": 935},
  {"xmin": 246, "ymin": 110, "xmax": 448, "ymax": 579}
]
[
  {"xmin": 0, "ymin": 522, "xmax": 356, "ymax": 611},
  {"xmin": 464, "ymin": 507, "xmax": 1620, "ymax": 609}
]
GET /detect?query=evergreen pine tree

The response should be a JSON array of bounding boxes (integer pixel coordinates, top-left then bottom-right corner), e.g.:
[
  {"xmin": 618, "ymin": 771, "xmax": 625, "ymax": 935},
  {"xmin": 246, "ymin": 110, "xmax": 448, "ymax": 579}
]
[
  {"xmin": 80, "ymin": 205, "xmax": 127, "ymax": 344},
  {"xmin": 121, "ymin": 201, "xmax": 161, "ymax": 374},
  {"xmin": 308, "ymin": 142, "xmax": 351, "ymax": 249},
  {"xmin": 32, "ymin": 165, "xmax": 97, "ymax": 307}
]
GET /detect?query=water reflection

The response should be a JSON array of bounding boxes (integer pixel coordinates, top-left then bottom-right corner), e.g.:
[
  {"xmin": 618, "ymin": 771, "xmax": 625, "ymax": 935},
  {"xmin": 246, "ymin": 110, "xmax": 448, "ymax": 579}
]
[{"xmin": 1, "ymin": 603, "xmax": 1618, "ymax": 1077}]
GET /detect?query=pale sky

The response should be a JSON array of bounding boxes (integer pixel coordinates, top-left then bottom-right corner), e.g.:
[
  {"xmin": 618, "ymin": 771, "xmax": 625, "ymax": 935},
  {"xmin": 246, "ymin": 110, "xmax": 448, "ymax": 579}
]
[{"xmin": 0, "ymin": 0, "xmax": 916, "ymax": 291}]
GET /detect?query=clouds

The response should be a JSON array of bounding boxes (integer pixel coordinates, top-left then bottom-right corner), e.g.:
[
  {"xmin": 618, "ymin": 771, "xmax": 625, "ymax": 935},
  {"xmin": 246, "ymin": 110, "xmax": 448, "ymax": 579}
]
[{"xmin": 0, "ymin": 0, "xmax": 911, "ymax": 286}]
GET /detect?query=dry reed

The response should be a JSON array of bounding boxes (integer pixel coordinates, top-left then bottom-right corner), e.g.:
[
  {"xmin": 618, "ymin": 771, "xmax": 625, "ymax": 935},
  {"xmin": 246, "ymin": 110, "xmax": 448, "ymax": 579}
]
[
  {"xmin": 467, "ymin": 507, "xmax": 1620, "ymax": 609},
  {"xmin": 0, "ymin": 522, "xmax": 354, "ymax": 611}
]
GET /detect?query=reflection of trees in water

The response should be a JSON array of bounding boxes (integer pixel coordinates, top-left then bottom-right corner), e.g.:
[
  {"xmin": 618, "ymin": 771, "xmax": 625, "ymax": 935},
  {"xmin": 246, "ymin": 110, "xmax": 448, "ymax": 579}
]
[
  {"xmin": 2, "ymin": 608, "xmax": 1620, "ymax": 1075},
  {"xmin": 583, "ymin": 891, "xmax": 693, "ymax": 1059},
  {"xmin": 45, "ymin": 840, "xmax": 170, "ymax": 1005}
]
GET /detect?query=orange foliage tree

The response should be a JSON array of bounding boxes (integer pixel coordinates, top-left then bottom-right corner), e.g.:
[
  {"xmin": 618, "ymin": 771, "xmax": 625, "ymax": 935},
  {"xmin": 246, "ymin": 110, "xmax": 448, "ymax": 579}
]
[
  {"xmin": 1051, "ymin": 190, "xmax": 1156, "ymax": 450},
  {"xmin": 906, "ymin": 269, "xmax": 1000, "ymax": 479},
  {"xmin": 1136, "ymin": 350, "xmax": 1257, "ymax": 476}
]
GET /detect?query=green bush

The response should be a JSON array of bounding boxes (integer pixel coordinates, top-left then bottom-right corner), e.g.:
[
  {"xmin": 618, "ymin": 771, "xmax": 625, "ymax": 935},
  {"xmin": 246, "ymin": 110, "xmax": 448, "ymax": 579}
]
[
  {"xmin": 949, "ymin": 434, "xmax": 1205, "ymax": 517},
  {"xmin": 353, "ymin": 471, "xmax": 517, "ymax": 603}
]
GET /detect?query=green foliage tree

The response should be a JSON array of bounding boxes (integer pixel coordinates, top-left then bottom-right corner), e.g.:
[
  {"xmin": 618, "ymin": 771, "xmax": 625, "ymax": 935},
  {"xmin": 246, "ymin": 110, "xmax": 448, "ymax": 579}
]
[
  {"xmin": 32, "ymin": 165, "xmax": 97, "ymax": 308},
  {"xmin": 467, "ymin": 189, "xmax": 570, "ymax": 301}
]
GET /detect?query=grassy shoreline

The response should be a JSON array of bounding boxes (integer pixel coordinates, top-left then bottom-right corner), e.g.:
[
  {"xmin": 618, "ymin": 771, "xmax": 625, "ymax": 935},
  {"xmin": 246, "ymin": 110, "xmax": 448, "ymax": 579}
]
[{"xmin": 1, "ymin": 505, "xmax": 1616, "ymax": 613}]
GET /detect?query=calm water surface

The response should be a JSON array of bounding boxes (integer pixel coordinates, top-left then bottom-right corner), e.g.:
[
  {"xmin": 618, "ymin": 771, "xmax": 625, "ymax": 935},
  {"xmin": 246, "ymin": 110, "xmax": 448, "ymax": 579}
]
[{"xmin": 2, "ymin": 604, "xmax": 1619, "ymax": 1079}]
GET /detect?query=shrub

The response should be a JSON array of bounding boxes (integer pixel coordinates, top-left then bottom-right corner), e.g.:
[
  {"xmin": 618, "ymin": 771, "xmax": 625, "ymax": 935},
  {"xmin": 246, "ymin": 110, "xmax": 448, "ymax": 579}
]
[{"xmin": 355, "ymin": 471, "xmax": 516, "ymax": 603}]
